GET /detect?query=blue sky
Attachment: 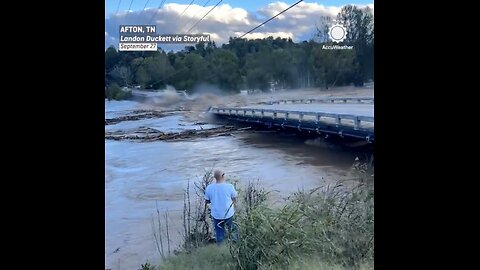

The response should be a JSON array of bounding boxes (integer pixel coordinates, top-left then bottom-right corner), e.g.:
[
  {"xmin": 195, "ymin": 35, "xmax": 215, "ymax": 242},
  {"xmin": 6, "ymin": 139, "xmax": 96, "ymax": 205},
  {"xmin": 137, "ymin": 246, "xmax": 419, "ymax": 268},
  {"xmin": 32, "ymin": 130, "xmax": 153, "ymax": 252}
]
[
  {"xmin": 105, "ymin": 1, "xmax": 374, "ymax": 50},
  {"xmin": 105, "ymin": 0, "xmax": 373, "ymax": 18}
]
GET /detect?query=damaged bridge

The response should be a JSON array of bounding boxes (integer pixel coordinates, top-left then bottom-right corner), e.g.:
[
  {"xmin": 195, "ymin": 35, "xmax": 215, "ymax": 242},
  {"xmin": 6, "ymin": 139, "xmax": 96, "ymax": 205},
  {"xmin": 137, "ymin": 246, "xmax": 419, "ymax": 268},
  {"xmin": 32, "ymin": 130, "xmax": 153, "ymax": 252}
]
[{"xmin": 209, "ymin": 97, "xmax": 374, "ymax": 143}]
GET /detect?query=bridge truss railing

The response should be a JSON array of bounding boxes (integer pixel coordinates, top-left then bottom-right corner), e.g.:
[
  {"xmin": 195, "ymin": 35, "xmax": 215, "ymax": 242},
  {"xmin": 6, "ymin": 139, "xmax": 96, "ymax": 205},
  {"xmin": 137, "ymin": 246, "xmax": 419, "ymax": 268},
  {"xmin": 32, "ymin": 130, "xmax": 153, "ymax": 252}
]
[{"xmin": 209, "ymin": 107, "xmax": 374, "ymax": 131}]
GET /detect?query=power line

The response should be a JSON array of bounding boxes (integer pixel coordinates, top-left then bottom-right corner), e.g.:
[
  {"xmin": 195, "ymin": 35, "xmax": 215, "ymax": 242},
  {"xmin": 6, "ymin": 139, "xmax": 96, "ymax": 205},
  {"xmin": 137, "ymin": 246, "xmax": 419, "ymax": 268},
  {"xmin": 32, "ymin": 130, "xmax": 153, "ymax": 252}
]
[
  {"xmin": 143, "ymin": 0, "xmax": 151, "ymax": 10},
  {"xmin": 192, "ymin": 0, "xmax": 212, "ymax": 18},
  {"xmin": 185, "ymin": 0, "xmax": 223, "ymax": 34},
  {"xmin": 143, "ymin": 0, "xmax": 304, "ymax": 87},
  {"xmin": 149, "ymin": 0, "xmax": 222, "ymax": 87},
  {"xmin": 182, "ymin": 0, "xmax": 212, "ymax": 32},
  {"xmin": 128, "ymin": 0, "xmax": 135, "ymax": 11},
  {"xmin": 149, "ymin": 0, "xmax": 167, "ymax": 24},
  {"xmin": 179, "ymin": 0, "xmax": 196, "ymax": 17},
  {"xmin": 237, "ymin": 0, "xmax": 303, "ymax": 39},
  {"xmin": 115, "ymin": 0, "xmax": 122, "ymax": 15}
]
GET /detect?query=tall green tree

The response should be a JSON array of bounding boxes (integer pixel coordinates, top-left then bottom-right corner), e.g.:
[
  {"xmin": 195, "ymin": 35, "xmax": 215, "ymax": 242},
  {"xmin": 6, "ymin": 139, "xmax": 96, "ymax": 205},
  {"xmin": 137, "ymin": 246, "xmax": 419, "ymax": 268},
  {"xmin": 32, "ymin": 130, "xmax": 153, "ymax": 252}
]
[
  {"xmin": 244, "ymin": 48, "xmax": 272, "ymax": 91},
  {"xmin": 179, "ymin": 53, "xmax": 209, "ymax": 91},
  {"xmin": 135, "ymin": 66, "xmax": 150, "ymax": 88},
  {"xmin": 105, "ymin": 46, "xmax": 119, "ymax": 72},
  {"xmin": 310, "ymin": 46, "xmax": 357, "ymax": 89},
  {"xmin": 270, "ymin": 49, "xmax": 296, "ymax": 89},
  {"xmin": 336, "ymin": 5, "xmax": 374, "ymax": 86},
  {"xmin": 143, "ymin": 52, "xmax": 175, "ymax": 89},
  {"xmin": 206, "ymin": 49, "xmax": 242, "ymax": 92},
  {"xmin": 109, "ymin": 66, "xmax": 133, "ymax": 87}
]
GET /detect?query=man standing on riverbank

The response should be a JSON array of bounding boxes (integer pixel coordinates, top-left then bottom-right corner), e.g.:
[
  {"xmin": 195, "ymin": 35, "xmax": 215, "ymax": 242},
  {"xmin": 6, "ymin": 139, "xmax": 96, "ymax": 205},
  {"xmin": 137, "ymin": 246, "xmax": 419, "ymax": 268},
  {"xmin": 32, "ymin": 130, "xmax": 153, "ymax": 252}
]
[{"xmin": 204, "ymin": 170, "xmax": 238, "ymax": 244}]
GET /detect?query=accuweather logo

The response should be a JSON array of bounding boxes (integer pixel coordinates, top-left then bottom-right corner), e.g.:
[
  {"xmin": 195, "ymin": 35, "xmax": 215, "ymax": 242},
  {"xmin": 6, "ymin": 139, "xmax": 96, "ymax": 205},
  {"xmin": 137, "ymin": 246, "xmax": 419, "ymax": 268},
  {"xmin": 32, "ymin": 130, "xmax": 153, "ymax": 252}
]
[
  {"xmin": 323, "ymin": 23, "xmax": 353, "ymax": 50},
  {"xmin": 328, "ymin": 23, "xmax": 347, "ymax": 43}
]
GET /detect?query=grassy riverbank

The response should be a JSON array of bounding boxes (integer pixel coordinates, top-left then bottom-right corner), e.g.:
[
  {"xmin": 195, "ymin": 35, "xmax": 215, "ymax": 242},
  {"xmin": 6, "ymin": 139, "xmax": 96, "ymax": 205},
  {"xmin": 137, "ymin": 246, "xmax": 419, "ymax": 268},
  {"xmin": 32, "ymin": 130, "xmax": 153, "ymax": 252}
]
[
  {"xmin": 145, "ymin": 170, "xmax": 374, "ymax": 270},
  {"xmin": 158, "ymin": 244, "xmax": 373, "ymax": 270}
]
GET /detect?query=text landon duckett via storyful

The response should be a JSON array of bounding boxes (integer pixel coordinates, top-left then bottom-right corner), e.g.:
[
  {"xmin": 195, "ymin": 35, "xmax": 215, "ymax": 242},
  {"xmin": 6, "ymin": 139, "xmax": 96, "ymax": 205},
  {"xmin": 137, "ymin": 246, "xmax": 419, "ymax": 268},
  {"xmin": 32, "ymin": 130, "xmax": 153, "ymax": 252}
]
[{"xmin": 119, "ymin": 25, "xmax": 210, "ymax": 44}]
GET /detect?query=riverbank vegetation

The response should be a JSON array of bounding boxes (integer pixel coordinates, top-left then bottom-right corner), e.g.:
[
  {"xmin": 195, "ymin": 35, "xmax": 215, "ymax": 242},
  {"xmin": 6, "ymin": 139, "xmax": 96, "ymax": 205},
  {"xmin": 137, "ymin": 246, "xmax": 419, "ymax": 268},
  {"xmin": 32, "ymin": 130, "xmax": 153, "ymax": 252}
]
[
  {"xmin": 146, "ymin": 164, "xmax": 373, "ymax": 270},
  {"xmin": 105, "ymin": 83, "xmax": 132, "ymax": 101},
  {"xmin": 105, "ymin": 5, "xmax": 373, "ymax": 99}
]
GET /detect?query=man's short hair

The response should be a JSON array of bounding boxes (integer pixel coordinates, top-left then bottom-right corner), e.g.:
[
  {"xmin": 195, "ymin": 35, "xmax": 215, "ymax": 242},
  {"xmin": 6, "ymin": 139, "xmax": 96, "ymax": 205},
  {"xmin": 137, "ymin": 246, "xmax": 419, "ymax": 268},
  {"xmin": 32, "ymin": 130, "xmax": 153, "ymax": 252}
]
[{"xmin": 214, "ymin": 170, "xmax": 223, "ymax": 180}]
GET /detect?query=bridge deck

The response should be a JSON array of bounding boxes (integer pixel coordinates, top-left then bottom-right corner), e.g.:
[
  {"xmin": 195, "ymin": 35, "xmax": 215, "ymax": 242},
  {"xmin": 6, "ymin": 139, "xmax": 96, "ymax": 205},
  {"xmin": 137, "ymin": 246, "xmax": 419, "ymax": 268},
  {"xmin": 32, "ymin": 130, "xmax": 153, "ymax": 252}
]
[{"xmin": 209, "ymin": 98, "xmax": 374, "ymax": 142}]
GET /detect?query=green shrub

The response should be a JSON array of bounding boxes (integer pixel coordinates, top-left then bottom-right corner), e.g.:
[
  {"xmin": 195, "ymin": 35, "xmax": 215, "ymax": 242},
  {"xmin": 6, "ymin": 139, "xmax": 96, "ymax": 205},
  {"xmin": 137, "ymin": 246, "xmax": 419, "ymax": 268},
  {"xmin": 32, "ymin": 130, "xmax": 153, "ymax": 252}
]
[
  {"xmin": 106, "ymin": 83, "xmax": 132, "ymax": 100},
  {"xmin": 229, "ymin": 183, "xmax": 374, "ymax": 269}
]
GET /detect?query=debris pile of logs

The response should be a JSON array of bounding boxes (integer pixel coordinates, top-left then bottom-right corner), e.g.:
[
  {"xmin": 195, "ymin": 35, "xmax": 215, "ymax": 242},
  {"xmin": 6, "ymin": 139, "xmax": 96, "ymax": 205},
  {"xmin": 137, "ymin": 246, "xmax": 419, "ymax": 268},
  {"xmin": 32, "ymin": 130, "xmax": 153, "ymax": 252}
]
[
  {"xmin": 105, "ymin": 126, "xmax": 251, "ymax": 142},
  {"xmin": 105, "ymin": 110, "xmax": 179, "ymax": 125}
]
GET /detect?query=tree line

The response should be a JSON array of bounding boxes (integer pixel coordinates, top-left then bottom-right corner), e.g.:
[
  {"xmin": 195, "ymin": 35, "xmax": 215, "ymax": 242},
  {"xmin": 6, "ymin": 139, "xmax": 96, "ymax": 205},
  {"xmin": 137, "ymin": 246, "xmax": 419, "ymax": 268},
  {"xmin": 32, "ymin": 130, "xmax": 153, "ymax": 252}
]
[{"xmin": 105, "ymin": 5, "xmax": 373, "ymax": 99}]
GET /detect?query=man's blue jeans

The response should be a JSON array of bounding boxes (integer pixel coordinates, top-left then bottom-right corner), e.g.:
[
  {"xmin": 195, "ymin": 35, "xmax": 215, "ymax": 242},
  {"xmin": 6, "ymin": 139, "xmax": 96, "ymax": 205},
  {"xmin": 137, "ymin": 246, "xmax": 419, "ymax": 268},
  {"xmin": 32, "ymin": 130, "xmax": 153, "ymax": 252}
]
[{"xmin": 212, "ymin": 216, "xmax": 237, "ymax": 244}]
